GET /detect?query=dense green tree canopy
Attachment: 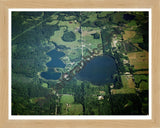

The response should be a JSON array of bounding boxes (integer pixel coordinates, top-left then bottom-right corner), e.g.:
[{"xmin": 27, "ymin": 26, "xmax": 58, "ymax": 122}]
[{"xmin": 61, "ymin": 31, "xmax": 76, "ymax": 42}]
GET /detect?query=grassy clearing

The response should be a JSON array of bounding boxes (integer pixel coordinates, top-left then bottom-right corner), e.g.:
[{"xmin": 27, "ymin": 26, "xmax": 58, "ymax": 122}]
[
  {"xmin": 81, "ymin": 27, "xmax": 103, "ymax": 55},
  {"xmin": 69, "ymin": 49, "xmax": 82, "ymax": 61},
  {"xmin": 99, "ymin": 91, "xmax": 106, "ymax": 96},
  {"xmin": 41, "ymin": 83, "xmax": 48, "ymax": 88},
  {"xmin": 30, "ymin": 97, "xmax": 45, "ymax": 104},
  {"xmin": 46, "ymin": 20, "xmax": 58, "ymax": 25},
  {"xmin": 60, "ymin": 95, "xmax": 74, "ymax": 104},
  {"xmin": 111, "ymin": 88, "xmax": 135, "ymax": 94},
  {"xmin": 134, "ymin": 71, "xmax": 148, "ymax": 74},
  {"xmin": 121, "ymin": 75, "xmax": 135, "ymax": 89},
  {"xmin": 50, "ymin": 24, "xmax": 81, "ymax": 48},
  {"xmin": 123, "ymin": 31, "xmax": 136, "ymax": 41},
  {"xmin": 76, "ymin": 79, "xmax": 83, "ymax": 86},
  {"xmin": 49, "ymin": 27, "xmax": 81, "ymax": 61},
  {"xmin": 50, "ymin": 14, "xmax": 58, "ymax": 20},
  {"xmin": 67, "ymin": 104, "xmax": 83, "ymax": 115},
  {"xmin": 82, "ymin": 30, "xmax": 99, "ymax": 36},
  {"xmin": 83, "ymin": 35, "xmax": 101, "ymax": 48},
  {"xmin": 61, "ymin": 103, "xmax": 83, "ymax": 115},
  {"xmin": 59, "ymin": 20, "xmax": 80, "ymax": 32},
  {"xmin": 64, "ymin": 16, "xmax": 76, "ymax": 20},
  {"xmin": 60, "ymin": 94, "xmax": 83, "ymax": 115},
  {"xmin": 81, "ymin": 27, "xmax": 100, "ymax": 34}
]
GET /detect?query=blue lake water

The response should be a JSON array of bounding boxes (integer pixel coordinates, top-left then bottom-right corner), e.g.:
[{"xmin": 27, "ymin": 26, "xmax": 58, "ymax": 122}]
[
  {"xmin": 46, "ymin": 50, "xmax": 66, "ymax": 68},
  {"xmin": 41, "ymin": 49, "xmax": 65, "ymax": 80},
  {"xmin": 76, "ymin": 55, "xmax": 117, "ymax": 85}
]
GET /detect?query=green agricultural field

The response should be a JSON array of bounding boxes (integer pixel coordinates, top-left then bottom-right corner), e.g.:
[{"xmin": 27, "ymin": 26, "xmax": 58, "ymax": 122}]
[
  {"xmin": 61, "ymin": 103, "xmax": 83, "ymax": 115},
  {"xmin": 121, "ymin": 75, "xmax": 135, "ymax": 89},
  {"xmin": 60, "ymin": 94, "xmax": 83, "ymax": 115},
  {"xmin": 60, "ymin": 95, "xmax": 74, "ymax": 104},
  {"xmin": 111, "ymin": 75, "xmax": 136, "ymax": 94}
]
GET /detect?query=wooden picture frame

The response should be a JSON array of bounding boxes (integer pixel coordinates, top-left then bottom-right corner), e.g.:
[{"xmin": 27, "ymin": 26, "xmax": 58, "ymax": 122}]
[{"xmin": 0, "ymin": 0, "xmax": 159, "ymax": 127}]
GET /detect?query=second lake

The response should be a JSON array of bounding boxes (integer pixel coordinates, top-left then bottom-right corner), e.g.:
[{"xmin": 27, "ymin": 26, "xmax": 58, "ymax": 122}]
[
  {"xmin": 41, "ymin": 49, "xmax": 66, "ymax": 80},
  {"xmin": 76, "ymin": 55, "xmax": 117, "ymax": 85}
]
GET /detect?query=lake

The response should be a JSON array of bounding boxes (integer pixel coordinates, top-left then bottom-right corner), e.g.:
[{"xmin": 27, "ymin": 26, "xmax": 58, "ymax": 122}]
[
  {"xmin": 41, "ymin": 49, "xmax": 65, "ymax": 80},
  {"xmin": 76, "ymin": 55, "xmax": 117, "ymax": 85}
]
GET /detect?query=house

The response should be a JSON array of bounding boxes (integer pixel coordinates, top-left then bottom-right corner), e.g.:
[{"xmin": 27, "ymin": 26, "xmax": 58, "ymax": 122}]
[{"xmin": 98, "ymin": 96, "xmax": 104, "ymax": 100}]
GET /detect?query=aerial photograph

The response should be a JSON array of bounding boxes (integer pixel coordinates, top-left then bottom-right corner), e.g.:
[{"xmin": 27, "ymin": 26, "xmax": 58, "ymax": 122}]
[{"xmin": 11, "ymin": 11, "xmax": 149, "ymax": 115}]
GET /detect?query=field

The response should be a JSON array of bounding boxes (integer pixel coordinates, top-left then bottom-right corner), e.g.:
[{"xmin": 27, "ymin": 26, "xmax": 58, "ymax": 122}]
[
  {"xmin": 60, "ymin": 94, "xmax": 83, "ymax": 115},
  {"xmin": 111, "ymin": 75, "xmax": 136, "ymax": 94},
  {"xmin": 61, "ymin": 103, "xmax": 83, "ymax": 115},
  {"xmin": 134, "ymin": 70, "xmax": 148, "ymax": 74},
  {"xmin": 121, "ymin": 75, "xmax": 135, "ymax": 88},
  {"xmin": 81, "ymin": 27, "xmax": 103, "ymax": 55},
  {"xmin": 128, "ymin": 51, "xmax": 148, "ymax": 70},
  {"xmin": 123, "ymin": 30, "xmax": 136, "ymax": 41},
  {"xmin": 111, "ymin": 87, "xmax": 135, "ymax": 95},
  {"xmin": 60, "ymin": 94, "xmax": 74, "ymax": 104}
]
